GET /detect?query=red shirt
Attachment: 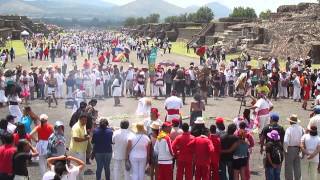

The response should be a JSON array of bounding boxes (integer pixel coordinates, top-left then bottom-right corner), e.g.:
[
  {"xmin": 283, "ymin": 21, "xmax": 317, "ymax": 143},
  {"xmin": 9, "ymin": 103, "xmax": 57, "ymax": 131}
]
[
  {"xmin": 172, "ymin": 132, "xmax": 194, "ymax": 162},
  {"xmin": 209, "ymin": 134, "xmax": 221, "ymax": 165},
  {"xmin": 13, "ymin": 133, "xmax": 32, "ymax": 145},
  {"xmin": 35, "ymin": 124, "xmax": 54, "ymax": 140},
  {"xmin": 0, "ymin": 144, "xmax": 16, "ymax": 174},
  {"xmin": 188, "ymin": 135, "xmax": 214, "ymax": 165}
]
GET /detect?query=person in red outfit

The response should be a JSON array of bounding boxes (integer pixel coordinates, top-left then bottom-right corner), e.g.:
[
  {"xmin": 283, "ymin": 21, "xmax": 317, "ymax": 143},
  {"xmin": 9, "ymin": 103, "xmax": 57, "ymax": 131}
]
[
  {"xmin": 154, "ymin": 122, "xmax": 174, "ymax": 180},
  {"xmin": 0, "ymin": 132, "xmax": 16, "ymax": 180},
  {"xmin": 172, "ymin": 123, "xmax": 195, "ymax": 180},
  {"xmin": 188, "ymin": 118, "xmax": 214, "ymax": 180},
  {"xmin": 209, "ymin": 125, "xmax": 221, "ymax": 180}
]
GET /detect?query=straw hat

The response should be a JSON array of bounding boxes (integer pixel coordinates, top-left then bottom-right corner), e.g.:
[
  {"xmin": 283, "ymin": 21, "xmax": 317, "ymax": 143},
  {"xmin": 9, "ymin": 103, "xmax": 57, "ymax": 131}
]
[
  {"xmin": 194, "ymin": 117, "xmax": 205, "ymax": 124},
  {"xmin": 150, "ymin": 121, "xmax": 160, "ymax": 130},
  {"xmin": 287, "ymin": 114, "xmax": 301, "ymax": 123},
  {"xmin": 133, "ymin": 122, "xmax": 146, "ymax": 134}
]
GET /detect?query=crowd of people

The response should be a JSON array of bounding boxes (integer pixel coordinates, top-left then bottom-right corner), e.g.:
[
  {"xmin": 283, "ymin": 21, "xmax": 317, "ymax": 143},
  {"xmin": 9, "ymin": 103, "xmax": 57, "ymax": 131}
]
[{"xmin": 0, "ymin": 29, "xmax": 320, "ymax": 180}]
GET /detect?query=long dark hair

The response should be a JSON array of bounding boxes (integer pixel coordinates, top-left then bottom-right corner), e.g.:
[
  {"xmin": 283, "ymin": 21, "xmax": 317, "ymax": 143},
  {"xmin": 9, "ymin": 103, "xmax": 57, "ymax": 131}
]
[
  {"xmin": 243, "ymin": 109, "xmax": 251, "ymax": 125},
  {"xmin": 53, "ymin": 161, "xmax": 67, "ymax": 180},
  {"xmin": 16, "ymin": 122, "xmax": 27, "ymax": 138}
]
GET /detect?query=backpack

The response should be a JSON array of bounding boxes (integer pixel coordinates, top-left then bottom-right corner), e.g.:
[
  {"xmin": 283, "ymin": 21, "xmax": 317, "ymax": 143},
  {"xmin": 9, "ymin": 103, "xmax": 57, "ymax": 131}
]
[{"xmin": 269, "ymin": 143, "xmax": 283, "ymax": 164}]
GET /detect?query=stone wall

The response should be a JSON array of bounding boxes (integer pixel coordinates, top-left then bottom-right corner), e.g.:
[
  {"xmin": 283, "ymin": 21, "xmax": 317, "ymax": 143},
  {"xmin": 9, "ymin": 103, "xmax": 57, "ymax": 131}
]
[{"xmin": 177, "ymin": 28, "xmax": 201, "ymax": 41}]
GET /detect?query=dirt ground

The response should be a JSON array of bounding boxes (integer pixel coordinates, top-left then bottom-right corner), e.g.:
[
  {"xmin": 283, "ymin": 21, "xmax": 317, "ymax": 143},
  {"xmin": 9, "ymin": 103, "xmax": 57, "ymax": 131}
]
[{"xmin": 1, "ymin": 50, "xmax": 314, "ymax": 180}]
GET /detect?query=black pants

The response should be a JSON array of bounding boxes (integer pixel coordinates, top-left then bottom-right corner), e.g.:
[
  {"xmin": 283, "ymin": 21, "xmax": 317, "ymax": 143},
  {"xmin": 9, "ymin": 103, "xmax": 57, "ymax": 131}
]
[
  {"xmin": 0, "ymin": 174, "xmax": 14, "ymax": 180},
  {"xmin": 166, "ymin": 83, "xmax": 172, "ymax": 96}
]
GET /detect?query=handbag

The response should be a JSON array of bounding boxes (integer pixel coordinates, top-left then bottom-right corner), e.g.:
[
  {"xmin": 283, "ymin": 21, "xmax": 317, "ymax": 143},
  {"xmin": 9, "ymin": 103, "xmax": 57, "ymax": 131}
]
[{"xmin": 125, "ymin": 135, "xmax": 143, "ymax": 171}]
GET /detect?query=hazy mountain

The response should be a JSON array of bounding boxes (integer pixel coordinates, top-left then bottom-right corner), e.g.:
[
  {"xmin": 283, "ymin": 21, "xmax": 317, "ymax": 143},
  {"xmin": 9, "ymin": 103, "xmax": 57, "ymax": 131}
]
[
  {"xmin": 111, "ymin": 0, "xmax": 185, "ymax": 18},
  {"xmin": 0, "ymin": 0, "xmax": 230, "ymax": 20},
  {"xmin": 185, "ymin": 2, "xmax": 231, "ymax": 18}
]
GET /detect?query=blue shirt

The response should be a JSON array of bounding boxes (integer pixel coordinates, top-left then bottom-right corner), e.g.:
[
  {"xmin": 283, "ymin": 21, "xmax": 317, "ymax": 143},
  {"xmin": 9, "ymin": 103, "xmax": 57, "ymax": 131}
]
[
  {"xmin": 20, "ymin": 116, "xmax": 32, "ymax": 134},
  {"xmin": 92, "ymin": 127, "xmax": 113, "ymax": 153}
]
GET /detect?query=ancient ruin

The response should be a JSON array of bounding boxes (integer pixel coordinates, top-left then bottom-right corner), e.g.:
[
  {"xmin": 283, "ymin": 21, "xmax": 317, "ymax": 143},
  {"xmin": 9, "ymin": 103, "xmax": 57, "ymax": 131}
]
[
  {"xmin": 0, "ymin": 15, "xmax": 49, "ymax": 46},
  {"xmin": 126, "ymin": 3, "xmax": 320, "ymax": 63}
]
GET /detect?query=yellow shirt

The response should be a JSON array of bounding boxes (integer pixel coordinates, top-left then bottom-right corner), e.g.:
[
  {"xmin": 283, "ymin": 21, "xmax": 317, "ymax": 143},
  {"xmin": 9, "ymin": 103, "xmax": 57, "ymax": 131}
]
[
  {"xmin": 69, "ymin": 122, "xmax": 88, "ymax": 153},
  {"xmin": 256, "ymin": 85, "xmax": 270, "ymax": 94}
]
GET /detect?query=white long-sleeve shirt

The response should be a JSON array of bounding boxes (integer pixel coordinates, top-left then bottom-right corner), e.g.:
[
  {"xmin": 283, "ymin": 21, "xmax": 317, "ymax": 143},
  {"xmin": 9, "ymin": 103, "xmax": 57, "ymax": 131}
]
[{"xmin": 284, "ymin": 124, "xmax": 304, "ymax": 151}]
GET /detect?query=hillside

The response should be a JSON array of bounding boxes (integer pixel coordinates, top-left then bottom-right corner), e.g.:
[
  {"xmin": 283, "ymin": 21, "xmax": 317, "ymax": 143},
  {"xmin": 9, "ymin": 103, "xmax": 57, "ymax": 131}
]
[
  {"xmin": 0, "ymin": 0, "xmax": 231, "ymax": 20},
  {"xmin": 111, "ymin": 0, "xmax": 185, "ymax": 18}
]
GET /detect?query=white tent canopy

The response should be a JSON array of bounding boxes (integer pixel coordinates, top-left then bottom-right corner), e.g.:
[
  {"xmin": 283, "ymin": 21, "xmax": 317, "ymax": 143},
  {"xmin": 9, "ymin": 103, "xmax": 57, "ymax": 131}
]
[{"xmin": 21, "ymin": 30, "xmax": 30, "ymax": 36}]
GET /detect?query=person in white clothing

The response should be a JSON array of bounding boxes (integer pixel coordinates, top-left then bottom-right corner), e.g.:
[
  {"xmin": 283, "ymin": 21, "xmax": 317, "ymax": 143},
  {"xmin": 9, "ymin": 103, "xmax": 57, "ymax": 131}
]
[
  {"xmin": 251, "ymin": 93, "xmax": 273, "ymax": 133},
  {"xmin": 55, "ymin": 69, "xmax": 65, "ymax": 99},
  {"xmin": 164, "ymin": 90, "xmax": 183, "ymax": 122},
  {"xmin": 279, "ymin": 71, "xmax": 289, "ymax": 98},
  {"xmin": 126, "ymin": 122, "xmax": 150, "ymax": 180},
  {"xmin": 112, "ymin": 120, "xmax": 132, "ymax": 180},
  {"xmin": 152, "ymin": 67, "xmax": 164, "ymax": 98},
  {"xmin": 292, "ymin": 73, "xmax": 301, "ymax": 101},
  {"xmin": 42, "ymin": 155, "xmax": 84, "ymax": 180},
  {"xmin": 284, "ymin": 114, "xmax": 304, "ymax": 180},
  {"xmin": 112, "ymin": 74, "xmax": 122, "ymax": 106},
  {"xmin": 300, "ymin": 126, "xmax": 320, "ymax": 180}
]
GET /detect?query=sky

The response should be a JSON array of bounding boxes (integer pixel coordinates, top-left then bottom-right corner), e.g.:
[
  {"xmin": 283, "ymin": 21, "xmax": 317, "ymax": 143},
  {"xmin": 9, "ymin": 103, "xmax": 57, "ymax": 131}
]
[{"xmin": 102, "ymin": 0, "xmax": 318, "ymax": 13}]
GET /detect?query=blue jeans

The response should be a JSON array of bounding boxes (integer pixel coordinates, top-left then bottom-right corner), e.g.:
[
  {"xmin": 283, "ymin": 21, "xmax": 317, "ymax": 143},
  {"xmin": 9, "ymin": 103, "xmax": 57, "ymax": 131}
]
[
  {"xmin": 95, "ymin": 153, "xmax": 112, "ymax": 180},
  {"xmin": 219, "ymin": 160, "xmax": 233, "ymax": 180},
  {"xmin": 266, "ymin": 167, "xmax": 281, "ymax": 180}
]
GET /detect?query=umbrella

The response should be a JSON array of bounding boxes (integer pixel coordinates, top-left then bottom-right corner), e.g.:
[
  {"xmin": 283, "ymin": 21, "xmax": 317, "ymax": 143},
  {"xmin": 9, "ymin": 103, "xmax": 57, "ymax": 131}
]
[
  {"xmin": 196, "ymin": 46, "xmax": 206, "ymax": 57},
  {"xmin": 21, "ymin": 30, "xmax": 30, "ymax": 36},
  {"xmin": 158, "ymin": 61, "xmax": 175, "ymax": 67}
]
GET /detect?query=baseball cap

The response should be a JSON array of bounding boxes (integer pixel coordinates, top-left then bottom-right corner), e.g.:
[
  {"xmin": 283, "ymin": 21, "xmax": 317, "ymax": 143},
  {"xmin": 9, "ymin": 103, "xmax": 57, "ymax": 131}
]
[
  {"xmin": 215, "ymin": 117, "xmax": 224, "ymax": 124},
  {"xmin": 270, "ymin": 112, "xmax": 279, "ymax": 122},
  {"xmin": 313, "ymin": 106, "xmax": 320, "ymax": 114}
]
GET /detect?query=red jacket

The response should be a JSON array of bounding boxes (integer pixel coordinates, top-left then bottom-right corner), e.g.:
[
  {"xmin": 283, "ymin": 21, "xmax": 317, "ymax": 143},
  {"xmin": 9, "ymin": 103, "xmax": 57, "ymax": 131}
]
[
  {"xmin": 209, "ymin": 134, "xmax": 221, "ymax": 165},
  {"xmin": 188, "ymin": 135, "xmax": 214, "ymax": 165},
  {"xmin": 172, "ymin": 132, "xmax": 194, "ymax": 162},
  {"xmin": 0, "ymin": 144, "xmax": 16, "ymax": 174}
]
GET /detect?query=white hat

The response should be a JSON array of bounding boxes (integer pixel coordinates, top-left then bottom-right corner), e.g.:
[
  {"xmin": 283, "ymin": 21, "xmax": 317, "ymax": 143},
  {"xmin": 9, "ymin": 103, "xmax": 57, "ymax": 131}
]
[
  {"xmin": 40, "ymin": 114, "xmax": 49, "ymax": 121},
  {"xmin": 194, "ymin": 117, "xmax": 205, "ymax": 124}
]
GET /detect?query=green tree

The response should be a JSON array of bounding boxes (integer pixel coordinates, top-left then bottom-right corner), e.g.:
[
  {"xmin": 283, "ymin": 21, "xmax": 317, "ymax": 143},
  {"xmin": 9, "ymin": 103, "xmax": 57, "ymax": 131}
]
[
  {"xmin": 165, "ymin": 16, "xmax": 178, "ymax": 23},
  {"xmin": 230, "ymin": 7, "xmax": 257, "ymax": 19},
  {"xmin": 195, "ymin": 6, "xmax": 214, "ymax": 23},
  {"xmin": 259, "ymin": 9, "xmax": 272, "ymax": 20},
  {"xmin": 124, "ymin": 17, "xmax": 136, "ymax": 27},
  {"xmin": 146, "ymin": 13, "xmax": 160, "ymax": 23},
  {"xmin": 187, "ymin": 12, "xmax": 197, "ymax": 22},
  {"xmin": 136, "ymin": 17, "xmax": 145, "ymax": 25}
]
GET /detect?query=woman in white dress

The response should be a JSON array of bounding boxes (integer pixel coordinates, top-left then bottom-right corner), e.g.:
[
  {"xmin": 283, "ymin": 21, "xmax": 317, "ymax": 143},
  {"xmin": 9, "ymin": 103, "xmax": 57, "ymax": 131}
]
[
  {"xmin": 5, "ymin": 81, "xmax": 22, "ymax": 121},
  {"xmin": 0, "ymin": 71, "xmax": 8, "ymax": 105},
  {"xmin": 112, "ymin": 74, "xmax": 122, "ymax": 106}
]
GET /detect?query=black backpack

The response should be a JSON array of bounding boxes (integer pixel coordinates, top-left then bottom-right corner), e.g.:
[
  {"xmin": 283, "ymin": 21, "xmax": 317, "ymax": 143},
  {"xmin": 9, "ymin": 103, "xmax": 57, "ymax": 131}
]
[{"xmin": 270, "ymin": 143, "xmax": 283, "ymax": 164}]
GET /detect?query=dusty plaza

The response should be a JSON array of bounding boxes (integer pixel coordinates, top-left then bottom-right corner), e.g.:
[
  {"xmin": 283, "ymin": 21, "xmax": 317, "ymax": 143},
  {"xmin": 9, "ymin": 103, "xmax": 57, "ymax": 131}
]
[
  {"xmin": 0, "ymin": 51, "xmax": 315, "ymax": 180},
  {"xmin": 1, "ymin": 1, "xmax": 320, "ymax": 180}
]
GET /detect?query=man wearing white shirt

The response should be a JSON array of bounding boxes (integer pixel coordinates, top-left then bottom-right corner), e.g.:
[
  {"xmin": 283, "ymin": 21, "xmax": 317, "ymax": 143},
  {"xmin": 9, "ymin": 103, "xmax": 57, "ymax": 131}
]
[
  {"xmin": 54, "ymin": 69, "xmax": 64, "ymax": 99},
  {"xmin": 225, "ymin": 66, "xmax": 236, "ymax": 96},
  {"xmin": 164, "ymin": 90, "xmax": 183, "ymax": 122},
  {"xmin": 112, "ymin": 120, "xmax": 132, "ymax": 180},
  {"xmin": 284, "ymin": 114, "xmax": 304, "ymax": 180},
  {"xmin": 125, "ymin": 65, "xmax": 134, "ymax": 96},
  {"xmin": 308, "ymin": 107, "xmax": 320, "ymax": 137}
]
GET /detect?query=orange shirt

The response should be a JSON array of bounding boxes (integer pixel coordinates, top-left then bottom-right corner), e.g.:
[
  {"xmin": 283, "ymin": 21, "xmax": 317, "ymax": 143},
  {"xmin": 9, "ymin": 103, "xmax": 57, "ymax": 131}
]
[
  {"xmin": 300, "ymin": 76, "xmax": 305, "ymax": 87},
  {"xmin": 36, "ymin": 124, "xmax": 54, "ymax": 140}
]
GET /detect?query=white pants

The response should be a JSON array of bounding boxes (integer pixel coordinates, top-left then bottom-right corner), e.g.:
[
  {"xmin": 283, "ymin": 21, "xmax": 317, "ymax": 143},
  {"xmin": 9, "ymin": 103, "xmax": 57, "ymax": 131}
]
[
  {"xmin": 307, "ymin": 161, "xmax": 318, "ymax": 180},
  {"xmin": 152, "ymin": 85, "xmax": 164, "ymax": 97},
  {"xmin": 130, "ymin": 157, "xmax": 147, "ymax": 180},
  {"xmin": 258, "ymin": 115, "xmax": 270, "ymax": 133},
  {"xmin": 13, "ymin": 175, "xmax": 28, "ymax": 180},
  {"xmin": 39, "ymin": 155, "xmax": 47, "ymax": 176},
  {"xmin": 56, "ymin": 85, "xmax": 63, "ymax": 98},
  {"xmin": 72, "ymin": 152, "xmax": 86, "ymax": 180},
  {"xmin": 9, "ymin": 105, "xmax": 22, "ymax": 122},
  {"xmin": 113, "ymin": 159, "xmax": 130, "ymax": 180},
  {"xmin": 279, "ymin": 86, "xmax": 288, "ymax": 97},
  {"xmin": 293, "ymin": 86, "xmax": 301, "ymax": 100}
]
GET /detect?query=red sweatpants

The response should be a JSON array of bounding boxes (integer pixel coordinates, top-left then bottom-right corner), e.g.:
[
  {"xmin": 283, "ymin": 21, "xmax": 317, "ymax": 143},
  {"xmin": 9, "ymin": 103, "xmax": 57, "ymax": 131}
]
[
  {"xmin": 176, "ymin": 160, "xmax": 193, "ymax": 180},
  {"xmin": 158, "ymin": 164, "xmax": 173, "ymax": 180},
  {"xmin": 210, "ymin": 163, "xmax": 220, "ymax": 180},
  {"xmin": 195, "ymin": 164, "xmax": 210, "ymax": 180}
]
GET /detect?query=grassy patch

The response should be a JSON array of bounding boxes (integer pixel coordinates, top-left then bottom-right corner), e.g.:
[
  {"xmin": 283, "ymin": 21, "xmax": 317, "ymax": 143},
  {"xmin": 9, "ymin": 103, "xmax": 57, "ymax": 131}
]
[
  {"xmin": 0, "ymin": 40, "xmax": 27, "ymax": 56},
  {"xmin": 172, "ymin": 41, "xmax": 320, "ymax": 69}
]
